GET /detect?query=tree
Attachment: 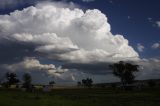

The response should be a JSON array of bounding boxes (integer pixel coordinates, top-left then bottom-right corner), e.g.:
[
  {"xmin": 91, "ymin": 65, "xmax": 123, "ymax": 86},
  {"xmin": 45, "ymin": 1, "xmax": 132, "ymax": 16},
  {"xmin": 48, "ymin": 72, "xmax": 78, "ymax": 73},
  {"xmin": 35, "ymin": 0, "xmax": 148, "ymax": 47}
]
[
  {"xmin": 77, "ymin": 81, "xmax": 81, "ymax": 87},
  {"xmin": 147, "ymin": 80, "xmax": 156, "ymax": 87},
  {"xmin": 82, "ymin": 79, "xmax": 87, "ymax": 87},
  {"xmin": 49, "ymin": 81, "xmax": 55, "ymax": 87},
  {"xmin": 86, "ymin": 78, "xmax": 93, "ymax": 88},
  {"xmin": 82, "ymin": 78, "xmax": 93, "ymax": 88},
  {"xmin": 110, "ymin": 61, "xmax": 139, "ymax": 89},
  {"xmin": 22, "ymin": 73, "xmax": 32, "ymax": 90},
  {"xmin": 4, "ymin": 72, "xmax": 19, "ymax": 88}
]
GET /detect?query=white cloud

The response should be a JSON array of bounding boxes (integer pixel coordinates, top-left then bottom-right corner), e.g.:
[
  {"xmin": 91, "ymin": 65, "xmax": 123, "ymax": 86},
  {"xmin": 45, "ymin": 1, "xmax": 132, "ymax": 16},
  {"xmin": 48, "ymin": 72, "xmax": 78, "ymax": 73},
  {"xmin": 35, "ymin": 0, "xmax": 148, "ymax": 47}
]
[
  {"xmin": 0, "ymin": 2, "xmax": 139, "ymax": 63},
  {"xmin": 3, "ymin": 57, "xmax": 59, "ymax": 72},
  {"xmin": 147, "ymin": 17, "xmax": 152, "ymax": 22},
  {"xmin": 1, "ymin": 57, "xmax": 103, "ymax": 84},
  {"xmin": 127, "ymin": 16, "xmax": 131, "ymax": 19},
  {"xmin": 136, "ymin": 58, "xmax": 160, "ymax": 80},
  {"xmin": 82, "ymin": 0, "xmax": 95, "ymax": 2},
  {"xmin": 137, "ymin": 43, "xmax": 144, "ymax": 52},
  {"xmin": 1, "ymin": 57, "xmax": 78, "ymax": 83},
  {"xmin": 156, "ymin": 21, "xmax": 160, "ymax": 27},
  {"xmin": 12, "ymin": 33, "xmax": 78, "ymax": 54},
  {"xmin": 151, "ymin": 42, "xmax": 160, "ymax": 49}
]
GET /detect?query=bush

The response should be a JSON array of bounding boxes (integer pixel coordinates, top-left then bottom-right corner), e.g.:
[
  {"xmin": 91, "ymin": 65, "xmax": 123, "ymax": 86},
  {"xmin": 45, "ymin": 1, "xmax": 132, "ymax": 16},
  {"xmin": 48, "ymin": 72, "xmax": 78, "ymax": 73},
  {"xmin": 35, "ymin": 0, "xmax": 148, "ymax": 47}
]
[{"xmin": 147, "ymin": 80, "xmax": 156, "ymax": 87}]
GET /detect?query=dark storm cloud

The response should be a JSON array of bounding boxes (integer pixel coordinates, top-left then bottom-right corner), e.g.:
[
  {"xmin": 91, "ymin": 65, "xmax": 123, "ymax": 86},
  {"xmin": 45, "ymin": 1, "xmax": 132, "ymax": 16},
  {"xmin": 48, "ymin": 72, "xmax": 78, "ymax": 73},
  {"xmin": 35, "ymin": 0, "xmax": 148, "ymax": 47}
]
[
  {"xmin": 63, "ymin": 59, "xmax": 160, "ymax": 80},
  {"xmin": 62, "ymin": 62, "xmax": 112, "ymax": 74},
  {"xmin": 0, "ymin": 41, "xmax": 37, "ymax": 64}
]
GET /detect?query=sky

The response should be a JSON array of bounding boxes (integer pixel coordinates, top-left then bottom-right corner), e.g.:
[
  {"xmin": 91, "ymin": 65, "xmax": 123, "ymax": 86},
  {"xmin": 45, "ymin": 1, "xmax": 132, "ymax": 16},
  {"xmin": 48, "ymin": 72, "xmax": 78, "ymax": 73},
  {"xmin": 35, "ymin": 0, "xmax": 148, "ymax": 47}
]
[{"xmin": 0, "ymin": 0, "xmax": 159, "ymax": 85}]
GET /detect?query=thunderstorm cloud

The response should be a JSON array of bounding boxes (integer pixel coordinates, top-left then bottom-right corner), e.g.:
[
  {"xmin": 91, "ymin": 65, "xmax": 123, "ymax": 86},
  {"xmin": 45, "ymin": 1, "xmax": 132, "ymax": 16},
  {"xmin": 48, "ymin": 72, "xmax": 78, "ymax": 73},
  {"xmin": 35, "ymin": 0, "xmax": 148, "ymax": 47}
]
[{"xmin": 0, "ymin": 1, "xmax": 159, "ymax": 84}]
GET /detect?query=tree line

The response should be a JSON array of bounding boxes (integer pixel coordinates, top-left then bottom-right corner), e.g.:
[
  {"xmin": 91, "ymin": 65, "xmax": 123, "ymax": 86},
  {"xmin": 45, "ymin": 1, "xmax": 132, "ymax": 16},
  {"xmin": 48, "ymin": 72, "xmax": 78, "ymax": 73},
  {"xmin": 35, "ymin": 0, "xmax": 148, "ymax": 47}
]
[
  {"xmin": 1, "ymin": 61, "xmax": 157, "ymax": 90},
  {"xmin": 1, "ymin": 72, "xmax": 56, "ymax": 91},
  {"xmin": 77, "ymin": 78, "xmax": 93, "ymax": 88},
  {"xmin": 1, "ymin": 73, "xmax": 32, "ymax": 91}
]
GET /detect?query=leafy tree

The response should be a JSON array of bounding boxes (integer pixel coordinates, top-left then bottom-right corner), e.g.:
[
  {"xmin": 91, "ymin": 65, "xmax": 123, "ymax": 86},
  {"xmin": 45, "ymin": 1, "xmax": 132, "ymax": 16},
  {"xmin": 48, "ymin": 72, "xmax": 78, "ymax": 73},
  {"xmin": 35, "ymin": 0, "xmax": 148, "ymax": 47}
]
[
  {"xmin": 147, "ymin": 80, "xmax": 156, "ymax": 87},
  {"xmin": 82, "ymin": 78, "xmax": 93, "ymax": 88},
  {"xmin": 77, "ymin": 81, "xmax": 81, "ymax": 87},
  {"xmin": 111, "ymin": 83, "xmax": 117, "ymax": 88},
  {"xmin": 86, "ymin": 78, "xmax": 93, "ymax": 88},
  {"xmin": 3, "ymin": 72, "xmax": 19, "ymax": 88},
  {"xmin": 82, "ymin": 79, "xmax": 87, "ymax": 87},
  {"xmin": 110, "ymin": 61, "xmax": 139, "ymax": 89},
  {"xmin": 22, "ymin": 73, "xmax": 32, "ymax": 90},
  {"xmin": 49, "ymin": 81, "xmax": 55, "ymax": 86}
]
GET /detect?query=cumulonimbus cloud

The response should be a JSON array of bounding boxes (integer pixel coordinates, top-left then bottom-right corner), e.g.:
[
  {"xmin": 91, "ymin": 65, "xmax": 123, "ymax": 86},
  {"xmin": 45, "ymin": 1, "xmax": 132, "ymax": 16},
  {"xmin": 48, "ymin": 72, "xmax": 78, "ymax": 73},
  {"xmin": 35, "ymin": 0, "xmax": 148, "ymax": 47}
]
[
  {"xmin": 0, "ymin": 1, "xmax": 159, "ymax": 83},
  {"xmin": 0, "ymin": 2, "xmax": 139, "ymax": 63}
]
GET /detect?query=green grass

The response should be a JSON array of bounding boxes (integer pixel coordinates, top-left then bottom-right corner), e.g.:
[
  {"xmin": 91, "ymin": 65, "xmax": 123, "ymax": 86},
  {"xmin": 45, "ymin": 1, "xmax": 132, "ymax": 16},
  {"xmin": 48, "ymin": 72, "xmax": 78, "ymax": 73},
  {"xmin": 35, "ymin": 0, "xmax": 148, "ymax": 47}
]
[{"xmin": 0, "ymin": 87, "xmax": 160, "ymax": 106}]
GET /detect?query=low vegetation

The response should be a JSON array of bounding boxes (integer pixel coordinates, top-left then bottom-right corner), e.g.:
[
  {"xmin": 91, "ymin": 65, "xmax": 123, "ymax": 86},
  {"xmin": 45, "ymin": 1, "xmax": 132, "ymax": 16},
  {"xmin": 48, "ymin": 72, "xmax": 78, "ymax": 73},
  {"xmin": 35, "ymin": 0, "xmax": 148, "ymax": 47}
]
[{"xmin": 0, "ymin": 87, "xmax": 160, "ymax": 106}]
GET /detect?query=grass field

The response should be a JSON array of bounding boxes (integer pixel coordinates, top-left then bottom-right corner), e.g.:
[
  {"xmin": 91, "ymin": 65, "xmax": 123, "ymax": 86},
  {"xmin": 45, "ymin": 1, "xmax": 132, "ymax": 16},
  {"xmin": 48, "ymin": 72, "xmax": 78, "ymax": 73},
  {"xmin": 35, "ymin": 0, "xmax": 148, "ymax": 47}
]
[{"xmin": 0, "ymin": 87, "xmax": 160, "ymax": 106}]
